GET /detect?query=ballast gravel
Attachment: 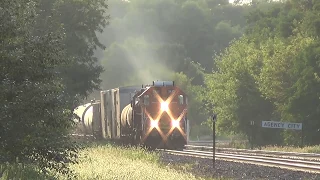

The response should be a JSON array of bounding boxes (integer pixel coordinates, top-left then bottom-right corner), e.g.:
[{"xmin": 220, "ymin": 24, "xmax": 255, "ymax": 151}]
[{"xmin": 159, "ymin": 152, "xmax": 320, "ymax": 180}]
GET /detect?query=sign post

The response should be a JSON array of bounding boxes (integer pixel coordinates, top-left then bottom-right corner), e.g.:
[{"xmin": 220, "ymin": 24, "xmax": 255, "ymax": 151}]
[
  {"xmin": 250, "ymin": 121, "xmax": 254, "ymax": 149},
  {"xmin": 212, "ymin": 114, "xmax": 217, "ymax": 168},
  {"xmin": 301, "ymin": 125, "xmax": 304, "ymax": 148}
]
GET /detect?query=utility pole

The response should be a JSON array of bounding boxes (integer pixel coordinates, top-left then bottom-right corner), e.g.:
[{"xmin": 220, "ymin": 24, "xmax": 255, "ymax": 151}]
[{"xmin": 212, "ymin": 114, "xmax": 217, "ymax": 168}]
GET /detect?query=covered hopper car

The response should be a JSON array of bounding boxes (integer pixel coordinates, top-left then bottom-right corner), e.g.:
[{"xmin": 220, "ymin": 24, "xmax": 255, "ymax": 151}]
[{"xmin": 73, "ymin": 81, "xmax": 189, "ymax": 149}]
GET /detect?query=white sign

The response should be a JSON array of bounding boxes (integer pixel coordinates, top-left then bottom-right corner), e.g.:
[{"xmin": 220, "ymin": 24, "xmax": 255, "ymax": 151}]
[{"xmin": 261, "ymin": 121, "xmax": 302, "ymax": 130}]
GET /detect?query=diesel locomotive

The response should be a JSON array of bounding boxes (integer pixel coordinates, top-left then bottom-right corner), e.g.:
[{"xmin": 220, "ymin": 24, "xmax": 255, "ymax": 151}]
[{"xmin": 73, "ymin": 81, "xmax": 189, "ymax": 149}]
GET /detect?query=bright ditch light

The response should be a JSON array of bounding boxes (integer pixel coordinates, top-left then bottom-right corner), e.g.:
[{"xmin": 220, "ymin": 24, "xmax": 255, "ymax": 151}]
[
  {"xmin": 172, "ymin": 120, "xmax": 179, "ymax": 128},
  {"xmin": 151, "ymin": 120, "xmax": 158, "ymax": 128},
  {"xmin": 161, "ymin": 102, "xmax": 169, "ymax": 112}
]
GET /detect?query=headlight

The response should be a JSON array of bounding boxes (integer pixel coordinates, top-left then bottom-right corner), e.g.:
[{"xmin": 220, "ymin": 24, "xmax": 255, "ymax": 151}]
[
  {"xmin": 150, "ymin": 120, "xmax": 158, "ymax": 128},
  {"xmin": 172, "ymin": 120, "xmax": 179, "ymax": 128},
  {"xmin": 161, "ymin": 102, "xmax": 169, "ymax": 112}
]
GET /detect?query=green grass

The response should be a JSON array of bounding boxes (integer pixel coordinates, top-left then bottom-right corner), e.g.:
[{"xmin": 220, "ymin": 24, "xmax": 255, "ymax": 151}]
[
  {"xmin": 58, "ymin": 142, "xmax": 203, "ymax": 180},
  {"xmin": 216, "ymin": 140, "xmax": 250, "ymax": 149},
  {"xmin": 0, "ymin": 141, "xmax": 213, "ymax": 180}
]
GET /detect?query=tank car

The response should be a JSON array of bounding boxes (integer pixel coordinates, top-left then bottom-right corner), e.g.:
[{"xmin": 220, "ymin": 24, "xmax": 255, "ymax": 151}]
[
  {"xmin": 73, "ymin": 81, "xmax": 189, "ymax": 150},
  {"xmin": 72, "ymin": 102, "xmax": 101, "ymax": 136}
]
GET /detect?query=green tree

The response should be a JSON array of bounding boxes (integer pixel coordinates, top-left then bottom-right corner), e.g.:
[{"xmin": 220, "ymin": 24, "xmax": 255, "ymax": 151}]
[
  {"xmin": 203, "ymin": 37, "xmax": 276, "ymax": 145},
  {"xmin": 0, "ymin": 0, "xmax": 109, "ymax": 175},
  {"xmin": 36, "ymin": 0, "xmax": 109, "ymax": 100},
  {"xmin": 0, "ymin": 0, "xmax": 77, "ymax": 175},
  {"xmin": 245, "ymin": 0, "xmax": 320, "ymax": 145},
  {"xmin": 95, "ymin": 0, "xmax": 253, "ymax": 131},
  {"xmin": 97, "ymin": 0, "xmax": 248, "ymax": 75},
  {"xmin": 204, "ymin": 0, "xmax": 320, "ymax": 146}
]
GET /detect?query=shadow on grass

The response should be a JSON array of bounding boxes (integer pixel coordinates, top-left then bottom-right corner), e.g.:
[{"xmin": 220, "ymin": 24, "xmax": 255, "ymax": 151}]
[
  {"xmin": 0, "ymin": 162, "xmax": 57, "ymax": 180},
  {"xmin": 74, "ymin": 137, "xmax": 133, "ymax": 148},
  {"xmin": 72, "ymin": 136, "xmax": 157, "ymax": 152}
]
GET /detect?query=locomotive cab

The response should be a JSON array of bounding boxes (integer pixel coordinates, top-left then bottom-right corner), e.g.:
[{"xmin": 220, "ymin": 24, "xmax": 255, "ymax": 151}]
[{"xmin": 135, "ymin": 81, "xmax": 188, "ymax": 149}]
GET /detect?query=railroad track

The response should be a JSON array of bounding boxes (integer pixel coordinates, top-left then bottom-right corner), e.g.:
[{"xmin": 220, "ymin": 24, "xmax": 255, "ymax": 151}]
[
  {"xmin": 159, "ymin": 148, "xmax": 320, "ymax": 174},
  {"xmin": 186, "ymin": 145, "xmax": 320, "ymax": 161}
]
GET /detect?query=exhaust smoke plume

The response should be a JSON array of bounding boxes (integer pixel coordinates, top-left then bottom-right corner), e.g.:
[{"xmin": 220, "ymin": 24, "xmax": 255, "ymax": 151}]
[{"xmin": 95, "ymin": 0, "xmax": 177, "ymax": 90}]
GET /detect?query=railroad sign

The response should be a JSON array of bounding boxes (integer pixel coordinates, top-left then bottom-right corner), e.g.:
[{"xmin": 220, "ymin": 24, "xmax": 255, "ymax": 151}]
[{"xmin": 261, "ymin": 121, "xmax": 302, "ymax": 130}]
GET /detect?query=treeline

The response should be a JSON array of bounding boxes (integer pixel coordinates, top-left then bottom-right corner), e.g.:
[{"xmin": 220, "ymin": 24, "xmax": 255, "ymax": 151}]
[
  {"xmin": 95, "ymin": 0, "xmax": 284, "ymax": 139},
  {"xmin": 1, "ymin": 0, "xmax": 108, "ymax": 175},
  {"xmin": 95, "ymin": 0, "xmax": 260, "ymax": 136},
  {"xmin": 204, "ymin": 0, "xmax": 320, "ymax": 146},
  {"xmin": 97, "ymin": 0, "xmax": 320, "ymax": 146}
]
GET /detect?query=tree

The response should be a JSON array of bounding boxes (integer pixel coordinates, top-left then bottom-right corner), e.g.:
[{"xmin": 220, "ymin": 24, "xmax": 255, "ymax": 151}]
[
  {"xmin": 1, "ymin": 0, "xmax": 76, "ymax": 175},
  {"xmin": 245, "ymin": 0, "xmax": 320, "ymax": 145},
  {"xmin": 0, "ymin": 0, "xmax": 109, "ymax": 175},
  {"xmin": 203, "ymin": 37, "xmax": 276, "ymax": 145},
  {"xmin": 203, "ymin": 0, "xmax": 320, "ymax": 146},
  {"xmin": 36, "ymin": 0, "xmax": 109, "ymax": 100},
  {"xmin": 97, "ymin": 0, "xmax": 248, "ymax": 75},
  {"xmin": 94, "ymin": 0, "xmax": 253, "ymax": 134}
]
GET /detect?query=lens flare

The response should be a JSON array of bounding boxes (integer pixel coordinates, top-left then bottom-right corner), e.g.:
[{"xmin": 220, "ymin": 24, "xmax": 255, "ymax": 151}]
[
  {"xmin": 151, "ymin": 120, "xmax": 158, "ymax": 128},
  {"xmin": 160, "ymin": 102, "xmax": 169, "ymax": 112},
  {"xmin": 172, "ymin": 120, "xmax": 180, "ymax": 128}
]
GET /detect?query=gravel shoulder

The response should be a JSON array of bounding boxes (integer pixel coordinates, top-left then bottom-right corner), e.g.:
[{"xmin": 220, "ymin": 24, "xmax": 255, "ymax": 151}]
[{"xmin": 159, "ymin": 152, "xmax": 320, "ymax": 180}]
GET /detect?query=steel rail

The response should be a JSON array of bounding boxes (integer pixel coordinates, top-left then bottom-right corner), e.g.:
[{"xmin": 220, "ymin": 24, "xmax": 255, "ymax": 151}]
[
  {"xmin": 188, "ymin": 140, "xmax": 233, "ymax": 143},
  {"xmin": 185, "ymin": 145, "xmax": 320, "ymax": 159},
  {"xmin": 70, "ymin": 133, "xmax": 94, "ymax": 137},
  {"xmin": 160, "ymin": 149, "xmax": 320, "ymax": 173},
  {"xmin": 185, "ymin": 149, "xmax": 320, "ymax": 166}
]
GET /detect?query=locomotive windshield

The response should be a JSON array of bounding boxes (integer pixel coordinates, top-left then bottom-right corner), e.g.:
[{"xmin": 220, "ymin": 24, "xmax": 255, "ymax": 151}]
[{"xmin": 152, "ymin": 87, "xmax": 175, "ymax": 100}]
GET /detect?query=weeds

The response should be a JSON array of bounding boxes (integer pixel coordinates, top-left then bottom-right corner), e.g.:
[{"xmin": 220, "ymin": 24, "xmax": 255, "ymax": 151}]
[{"xmin": 58, "ymin": 142, "xmax": 202, "ymax": 180}]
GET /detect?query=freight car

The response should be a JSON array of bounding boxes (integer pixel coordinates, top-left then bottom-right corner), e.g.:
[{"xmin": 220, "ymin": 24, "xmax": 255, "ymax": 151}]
[{"xmin": 73, "ymin": 81, "xmax": 189, "ymax": 149}]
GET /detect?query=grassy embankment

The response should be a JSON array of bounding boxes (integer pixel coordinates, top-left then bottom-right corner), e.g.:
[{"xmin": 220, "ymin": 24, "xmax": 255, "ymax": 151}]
[{"xmin": 0, "ymin": 141, "xmax": 207, "ymax": 180}]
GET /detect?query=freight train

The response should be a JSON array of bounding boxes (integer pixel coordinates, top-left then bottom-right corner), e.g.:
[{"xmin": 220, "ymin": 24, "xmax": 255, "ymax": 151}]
[{"xmin": 73, "ymin": 81, "xmax": 189, "ymax": 149}]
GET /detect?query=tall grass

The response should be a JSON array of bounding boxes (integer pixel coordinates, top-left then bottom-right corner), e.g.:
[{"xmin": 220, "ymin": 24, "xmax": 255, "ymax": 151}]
[
  {"xmin": 1, "ymin": 142, "xmax": 204, "ymax": 180},
  {"xmin": 57, "ymin": 142, "xmax": 203, "ymax": 180}
]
